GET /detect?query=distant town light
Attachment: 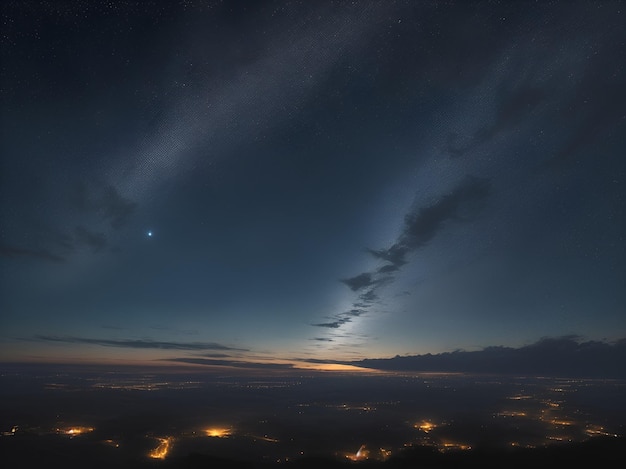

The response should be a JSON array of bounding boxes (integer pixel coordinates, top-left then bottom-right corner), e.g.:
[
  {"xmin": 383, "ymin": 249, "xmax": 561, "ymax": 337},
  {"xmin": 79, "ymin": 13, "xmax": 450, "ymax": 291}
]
[{"xmin": 204, "ymin": 427, "xmax": 232, "ymax": 438}]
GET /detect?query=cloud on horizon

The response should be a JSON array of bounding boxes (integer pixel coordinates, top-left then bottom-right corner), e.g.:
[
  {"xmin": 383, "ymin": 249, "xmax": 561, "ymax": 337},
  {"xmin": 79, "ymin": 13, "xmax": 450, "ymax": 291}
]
[
  {"xmin": 164, "ymin": 357, "xmax": 295, "ymax": 370},
  {"xmin": 348, "ymin": 336, "xmax": 626, "ymax": 379},
  {"xmin": 29, "ymin": 335, "xmax": 246, "ymax": 351}
]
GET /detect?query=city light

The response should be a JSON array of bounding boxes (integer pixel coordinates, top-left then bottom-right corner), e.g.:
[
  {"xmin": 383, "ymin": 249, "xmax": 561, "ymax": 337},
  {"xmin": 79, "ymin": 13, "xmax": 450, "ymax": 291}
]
[
  {"xmin": 415, "ymin": 420, "xmax": 437, "ymax": 432},
  {"xmin": 439, "ymin": 440, "xmax": 472, "ymax": 452},
  {"xmin": 204, "ymin": 427, "xmax": 232, "ymax": 438},
  {"xmin": 346, "ymin": 444, "xmax": 369, "ymax": 461},
  {"xmin": 345, "ymin": 445, "xmax": 392, "ymax": 462},
  {"xmin": 148, "ymin": 437, "xmax": 173, "ymax": 459},
  {"xmin": 58, "ymin": 426, "xmax": 94, "ymax": 437},
  {"xmin": 2, "ymin": 371, "xmax": 622, "ymax": 465}
]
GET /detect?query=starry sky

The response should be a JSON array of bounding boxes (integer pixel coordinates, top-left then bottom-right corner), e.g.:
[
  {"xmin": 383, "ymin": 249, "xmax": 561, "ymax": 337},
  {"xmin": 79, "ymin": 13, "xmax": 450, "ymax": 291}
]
[{"xmin": 1, "ymin": 1, "xmax": 625, "ymax": 369}]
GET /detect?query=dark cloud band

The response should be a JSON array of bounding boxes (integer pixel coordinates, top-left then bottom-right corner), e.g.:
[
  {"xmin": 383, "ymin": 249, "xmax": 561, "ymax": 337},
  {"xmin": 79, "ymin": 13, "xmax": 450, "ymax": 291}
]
[{"xmin": 30, "ymin": 335, "xmax": 245, "ymax": 351}]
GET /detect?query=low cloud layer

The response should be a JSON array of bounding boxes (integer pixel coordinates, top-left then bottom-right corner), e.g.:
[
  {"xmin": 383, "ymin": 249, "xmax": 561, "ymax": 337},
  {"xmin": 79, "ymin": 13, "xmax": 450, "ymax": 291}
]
[
  {"xmin": 31, "ymin": 335, "xmax": 245, "ymax": 351},
  {"xmin": 349, "ymin": 336, "xmax": 626, "ymax": 378},
  {"xmin": 165, "ymin": 357, "xmax": 295, "ymax": 370}
]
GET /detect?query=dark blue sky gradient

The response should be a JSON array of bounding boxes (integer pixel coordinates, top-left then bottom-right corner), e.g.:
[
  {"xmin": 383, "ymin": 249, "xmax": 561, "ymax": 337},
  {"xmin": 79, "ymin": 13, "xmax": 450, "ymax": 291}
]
[{"xmin": 1, "ymin": 1, "xmax": 624, "ymax": 368}]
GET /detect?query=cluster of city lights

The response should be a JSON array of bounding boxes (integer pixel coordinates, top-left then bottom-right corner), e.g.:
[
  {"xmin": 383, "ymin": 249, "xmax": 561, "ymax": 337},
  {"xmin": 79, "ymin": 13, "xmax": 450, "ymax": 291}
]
[
  {"xmin": 57, "ymin": 426, "xmax": 94, "ymax": 437},
  {"xmin": 148, "ymin": 437, "xmax": 173, "ymax": 459},
  {"xmin": 414, "ymin": 420, "xmax": 437, "ymax": 433},
  {"xmin": 4, "ymin": 377, "xmax": 623, "ymax": 465},
  {"xmin": 345, "ymin": 444, "xmax": 392, "ymax": 461}
]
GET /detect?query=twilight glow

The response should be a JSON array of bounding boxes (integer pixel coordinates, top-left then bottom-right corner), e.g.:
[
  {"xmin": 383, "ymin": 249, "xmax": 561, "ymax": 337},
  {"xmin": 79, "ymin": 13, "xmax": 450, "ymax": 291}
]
[{"xmin": 0, "ymin": 0, "xmax": 624, "ymax": 372}]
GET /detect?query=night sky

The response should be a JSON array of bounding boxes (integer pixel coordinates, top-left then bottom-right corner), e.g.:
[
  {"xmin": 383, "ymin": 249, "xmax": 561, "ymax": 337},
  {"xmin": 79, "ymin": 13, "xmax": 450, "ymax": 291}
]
[{"xmin": 1, "ymin": 1, "xmax": 625, "ymax": 369}]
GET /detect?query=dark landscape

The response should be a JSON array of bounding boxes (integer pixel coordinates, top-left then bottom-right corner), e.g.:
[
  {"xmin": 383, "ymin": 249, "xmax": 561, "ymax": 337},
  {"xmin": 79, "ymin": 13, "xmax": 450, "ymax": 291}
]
[{"xmin": 2, "ymin": 364, "xmax": 624, "ymax": 468}]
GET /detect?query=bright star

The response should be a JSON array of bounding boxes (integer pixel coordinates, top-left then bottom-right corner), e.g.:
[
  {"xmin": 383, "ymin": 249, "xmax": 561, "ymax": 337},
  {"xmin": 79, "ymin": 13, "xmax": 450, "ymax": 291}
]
[{"xmin": 147, "ymin": 230, "xmax": 153, "ymax": 238}]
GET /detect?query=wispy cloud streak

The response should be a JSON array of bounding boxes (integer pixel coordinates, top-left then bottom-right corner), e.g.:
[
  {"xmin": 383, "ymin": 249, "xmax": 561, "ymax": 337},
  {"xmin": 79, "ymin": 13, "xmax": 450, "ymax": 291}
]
[
  {"xmin": 165, "ymin": 357, "xmax": 294, "ymax": 370},
  {"xmin": 313, "ymin": 176, "xmax": 491, "ymax": 340},
  {"xmin": 371, "ymin": 176, "xmax": 491, "ymax": 268},
  {"xmin": 30, "ymin": 335, "xmax": 246, "ymax": 351}
]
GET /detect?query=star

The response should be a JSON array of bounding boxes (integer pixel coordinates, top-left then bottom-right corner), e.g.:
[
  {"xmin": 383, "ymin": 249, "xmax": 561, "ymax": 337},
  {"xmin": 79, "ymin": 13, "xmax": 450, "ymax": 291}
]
[{"xmin": 147, "ymin": 231, "xmax": 153, "ymax": 238}]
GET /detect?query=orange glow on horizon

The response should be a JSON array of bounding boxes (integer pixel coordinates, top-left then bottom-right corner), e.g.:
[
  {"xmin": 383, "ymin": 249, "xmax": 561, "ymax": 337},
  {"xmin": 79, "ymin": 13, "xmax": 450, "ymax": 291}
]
[
  {"xmin": 293, "ymin": 362, "xmax": 381, "ymax": 373},
  {"xmin": 3, "ymin": 356, "xmax": 383, "ymax": 374}
]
